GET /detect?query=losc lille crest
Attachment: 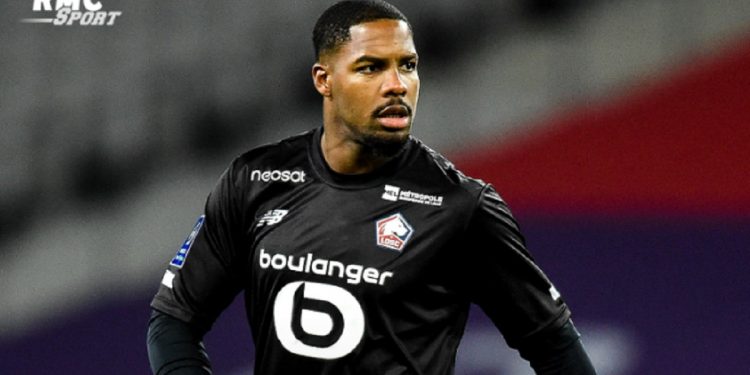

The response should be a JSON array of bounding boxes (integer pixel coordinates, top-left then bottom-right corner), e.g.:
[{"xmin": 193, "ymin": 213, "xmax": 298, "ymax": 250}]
[{"xmin": 376, "ymin": 213, "xmax": 414, "ymax": 252}]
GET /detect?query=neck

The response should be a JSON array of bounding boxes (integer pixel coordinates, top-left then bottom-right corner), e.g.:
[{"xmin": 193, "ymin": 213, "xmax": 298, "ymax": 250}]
[{"xmin": 320, "ymin": 129, "xmax": 395, "ymax": 175}]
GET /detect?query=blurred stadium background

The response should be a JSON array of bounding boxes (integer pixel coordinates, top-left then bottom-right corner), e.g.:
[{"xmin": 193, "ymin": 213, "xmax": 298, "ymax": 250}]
[{"xmin": 2, "ymin": 0, "xmax": 749, "ymax": 373}]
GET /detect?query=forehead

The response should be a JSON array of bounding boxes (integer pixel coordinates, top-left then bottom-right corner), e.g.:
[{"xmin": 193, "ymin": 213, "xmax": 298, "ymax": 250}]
[{"xmin": 337, "ymin": 19, "xmax": 416, "ymax": 60}]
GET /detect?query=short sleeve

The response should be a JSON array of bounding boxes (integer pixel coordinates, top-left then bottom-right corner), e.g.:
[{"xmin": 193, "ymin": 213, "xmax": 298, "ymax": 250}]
[
  {"xmin": 151, "ymin": 160, "xmax": 248, "ymax": 329},
  {"xmin": 459, "ymin": 184, "xmax": 570, "ymax": 348}
]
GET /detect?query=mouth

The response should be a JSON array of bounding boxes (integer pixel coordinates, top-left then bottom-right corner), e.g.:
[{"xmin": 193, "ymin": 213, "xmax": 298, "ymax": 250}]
[{"xmin": 375, "ymin": 104, "xmax": 411, "ymax": 130}]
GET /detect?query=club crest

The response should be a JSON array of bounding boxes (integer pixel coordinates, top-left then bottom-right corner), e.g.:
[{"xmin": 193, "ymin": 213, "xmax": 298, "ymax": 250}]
[{"xmin": 376, "ymin": 213, "xmax": 414, "ymax": 252}]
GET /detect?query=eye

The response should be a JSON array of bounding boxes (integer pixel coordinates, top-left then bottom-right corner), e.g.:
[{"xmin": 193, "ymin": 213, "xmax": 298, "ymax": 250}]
[
  {"xmin": 402, "ymin": 61, "xmax": 417, "ymax": 72},
  {"xmin": 356, "ymin": 64, "xmax": 379, "ymax": 74}
]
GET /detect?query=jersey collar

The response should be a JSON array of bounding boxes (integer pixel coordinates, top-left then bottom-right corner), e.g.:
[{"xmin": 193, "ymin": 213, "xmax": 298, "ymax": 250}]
[{"xmin": 308, "ymin": 127, "xmax": 416, "ymax": 189}]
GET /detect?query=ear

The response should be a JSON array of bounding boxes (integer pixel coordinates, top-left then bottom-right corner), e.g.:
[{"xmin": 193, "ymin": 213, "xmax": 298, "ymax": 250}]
[{"xmin": 312, "ymin": 63, "xmax": 332, "ymax": 97}]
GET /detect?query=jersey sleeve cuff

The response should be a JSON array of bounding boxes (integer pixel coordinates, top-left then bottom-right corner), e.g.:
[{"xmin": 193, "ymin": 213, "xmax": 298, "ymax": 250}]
[{"xmin": 512, "ymin": 306, "xmax": 573, "ymax": 349}]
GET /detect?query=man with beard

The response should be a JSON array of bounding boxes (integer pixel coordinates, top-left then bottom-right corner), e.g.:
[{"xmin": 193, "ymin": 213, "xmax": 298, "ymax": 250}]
[{"xmin": 147, "ymin": 1, "xmax": 596, "ymax": 374}]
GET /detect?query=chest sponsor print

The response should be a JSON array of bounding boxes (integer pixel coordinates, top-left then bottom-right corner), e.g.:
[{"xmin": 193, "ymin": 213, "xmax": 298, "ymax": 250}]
[{"xmin": 381, "ymin": 184, "xmax": 443, "ymax": 206}]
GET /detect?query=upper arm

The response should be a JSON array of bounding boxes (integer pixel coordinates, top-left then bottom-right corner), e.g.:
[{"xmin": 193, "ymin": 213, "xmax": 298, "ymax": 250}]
[
  {"xmin": 151, "ymin": 159, "xmax": 249, "ymax": 328},
  {"xmin": 459, "ymin": 184, "xmax": 570, "ymax": 348}
]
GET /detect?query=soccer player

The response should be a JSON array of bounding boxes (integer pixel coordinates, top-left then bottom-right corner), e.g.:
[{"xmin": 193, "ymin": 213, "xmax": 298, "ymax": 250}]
[{"xmin": 147, "ymin": 1, "xmax": 597, "ymax": 374}]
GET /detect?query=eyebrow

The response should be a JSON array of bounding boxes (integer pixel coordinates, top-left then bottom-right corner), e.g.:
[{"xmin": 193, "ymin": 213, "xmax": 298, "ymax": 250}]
[{"xmin": 352, "ymin": 53, "xmax": 418, "ymax": 65}]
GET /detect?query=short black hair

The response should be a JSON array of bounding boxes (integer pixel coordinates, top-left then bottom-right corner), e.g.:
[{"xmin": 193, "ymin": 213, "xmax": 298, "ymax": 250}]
[{"xmin": 313, "ymin": 0, "xmax": 411, "ymax": 60}]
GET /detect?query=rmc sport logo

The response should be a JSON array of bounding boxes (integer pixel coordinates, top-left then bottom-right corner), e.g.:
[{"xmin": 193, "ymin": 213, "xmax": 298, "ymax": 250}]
[{"xmin": 21, "ymin": 0, "xmax": 122, "ymax": 26}]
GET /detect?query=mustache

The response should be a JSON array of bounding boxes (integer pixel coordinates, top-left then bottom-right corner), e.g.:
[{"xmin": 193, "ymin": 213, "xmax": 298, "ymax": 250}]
[{"xmin": 372, "ymin": 99, "xmax": 412, "ymax": 117}]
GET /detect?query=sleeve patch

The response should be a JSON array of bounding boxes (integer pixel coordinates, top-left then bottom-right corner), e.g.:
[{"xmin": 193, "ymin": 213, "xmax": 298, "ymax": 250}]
[
  {"xmin": 161, "ymin": 270, "xmax": 175, "ymax": 288},
  {"xmin": 549, "ymin": 285, "xmax": 562, "ymax": 301},
  {"xmin": 169, "ymin": 215, "xmax": 205, "ymax": 268}
]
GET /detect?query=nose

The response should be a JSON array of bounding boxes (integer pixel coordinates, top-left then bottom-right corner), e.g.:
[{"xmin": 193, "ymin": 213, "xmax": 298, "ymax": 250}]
[{"xmin": 382, "ymin": 68, "xmax": 407, "ymax": 96}]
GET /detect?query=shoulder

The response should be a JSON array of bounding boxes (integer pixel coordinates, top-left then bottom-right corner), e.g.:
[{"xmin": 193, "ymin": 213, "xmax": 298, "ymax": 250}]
[
  {"xmin": 203, "ymin": 130, "xmax": 314, "ymax": 199},
  {"xmin": 233, "ymin": 130, "xmax": 313, "ymax": 171},
  {"xmin": 409, "ymin": 137, "xmax": 489, "ymax": 199},
  {"xmin": 218, "ymin": 129, "xmax": 312, "ymax": 184},
  {"xmin": 409, "ymin": 138, "xmax": 516, "ymax": 223}
]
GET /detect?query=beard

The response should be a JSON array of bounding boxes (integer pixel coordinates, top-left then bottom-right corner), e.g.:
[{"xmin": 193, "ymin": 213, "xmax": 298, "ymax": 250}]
[
  {"xmin": 354, "ymin": 127, "xmax": 410, "ymax": 159},
  {"xmin": 358, "ymin": 98, "xmax": 414, "ymax": 158}
]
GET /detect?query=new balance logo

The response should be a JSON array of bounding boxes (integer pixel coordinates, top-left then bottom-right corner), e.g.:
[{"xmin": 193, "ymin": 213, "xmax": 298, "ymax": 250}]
[{"xmin": 257, "ymin": 209, "xmax": 289, "ymax": 227}]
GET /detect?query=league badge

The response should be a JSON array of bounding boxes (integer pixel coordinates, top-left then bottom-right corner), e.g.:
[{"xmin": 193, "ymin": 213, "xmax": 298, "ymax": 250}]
[
  {"xmin": 376, "ymin": 213, "xmax": 414, "ymax": 252},
  {"xmin": 170, "ymin": 215, "xmax": 205, "ymax": 268}
]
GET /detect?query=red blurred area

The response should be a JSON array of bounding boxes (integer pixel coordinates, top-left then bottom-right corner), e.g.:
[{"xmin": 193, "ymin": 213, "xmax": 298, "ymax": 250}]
[{"xmin": 456, "ymin": 36, "xmax": 750, "ymax": 217}]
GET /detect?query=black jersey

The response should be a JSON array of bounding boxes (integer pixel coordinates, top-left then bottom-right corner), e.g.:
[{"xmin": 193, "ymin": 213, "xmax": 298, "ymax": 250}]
[{"xmin": 151, "ymin": 127, "xmax": 570, "ymax": 375}]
